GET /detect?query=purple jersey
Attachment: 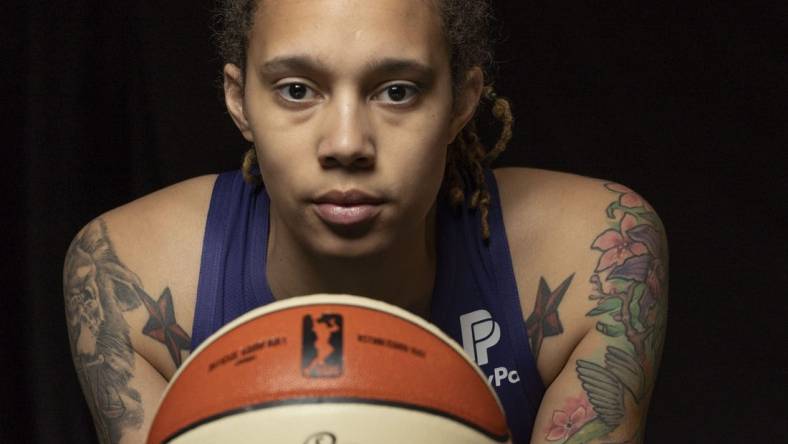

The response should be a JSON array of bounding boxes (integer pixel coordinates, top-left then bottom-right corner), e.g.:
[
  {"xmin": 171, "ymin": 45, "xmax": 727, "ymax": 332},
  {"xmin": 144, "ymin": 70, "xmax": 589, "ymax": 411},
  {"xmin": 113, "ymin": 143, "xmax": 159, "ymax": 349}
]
[{"xmin": 191, "ymin": 170, "xmax": 545, "ymax": 442}]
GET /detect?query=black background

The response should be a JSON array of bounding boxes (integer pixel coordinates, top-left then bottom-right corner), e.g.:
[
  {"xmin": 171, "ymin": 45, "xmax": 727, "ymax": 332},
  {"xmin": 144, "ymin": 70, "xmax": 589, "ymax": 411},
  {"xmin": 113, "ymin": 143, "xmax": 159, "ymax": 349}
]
[{"xmin": 3, "ymin": 1, "xmax": 786, "ymax": 442}]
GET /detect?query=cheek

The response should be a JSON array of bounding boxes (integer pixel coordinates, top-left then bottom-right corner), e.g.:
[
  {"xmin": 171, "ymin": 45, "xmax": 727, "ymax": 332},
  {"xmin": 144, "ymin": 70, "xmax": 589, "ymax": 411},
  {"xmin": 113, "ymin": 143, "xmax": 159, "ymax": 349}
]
[
  {"xmin": 382, "ymin": 124, "xmax": 449, "ymax": 215},
  {"xmin": 250, "ymin": 123, "xmax": 314, "ymax": 201},
  {"xmin": 387, "ymin": 109, "xmax": 451, "ymax": 179},
  {"xmin": 396, "ymin": 141, "xmax": 447, "ymax": 189},
  {"xmin": 243, "ymin": 83, "xmax": 312, "ymax": 182}
]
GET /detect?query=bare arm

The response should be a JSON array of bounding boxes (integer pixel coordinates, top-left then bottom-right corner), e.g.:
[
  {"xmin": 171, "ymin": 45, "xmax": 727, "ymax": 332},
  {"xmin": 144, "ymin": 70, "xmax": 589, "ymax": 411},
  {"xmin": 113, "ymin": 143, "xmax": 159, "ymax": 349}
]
[
  {"xmin": 529, "ymin": 184, "xmax": 668, "ymax": 443},
  {"xmin": 64, "ymin": 219, "xmax": 170, "ymax": 443}
]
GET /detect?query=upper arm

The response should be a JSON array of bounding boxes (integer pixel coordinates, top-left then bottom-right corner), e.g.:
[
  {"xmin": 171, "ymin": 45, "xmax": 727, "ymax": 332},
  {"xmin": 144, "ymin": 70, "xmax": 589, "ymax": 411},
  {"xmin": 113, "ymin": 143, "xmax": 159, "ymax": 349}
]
[
  {"xmin": 64, "ymin": 219, "xmax": 169, "ymax": 443},
  {"xmin": 527, "ymin": 180, "xmax": 668, "ymax": 443},
  {"xmin": 495, "ymin": 168, "xmax": 668, "ymax": 443},
  {"xmin": 63, "ymin": 175, "xmax": 215, "ymax": 443}
]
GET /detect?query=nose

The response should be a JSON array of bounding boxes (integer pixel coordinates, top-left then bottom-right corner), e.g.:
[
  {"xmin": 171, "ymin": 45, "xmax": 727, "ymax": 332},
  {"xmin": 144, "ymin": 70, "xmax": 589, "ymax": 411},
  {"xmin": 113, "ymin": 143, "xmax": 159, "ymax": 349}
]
[{"xmin": 317, "ymin": 93, "xmax": 375, "ymax": 170}]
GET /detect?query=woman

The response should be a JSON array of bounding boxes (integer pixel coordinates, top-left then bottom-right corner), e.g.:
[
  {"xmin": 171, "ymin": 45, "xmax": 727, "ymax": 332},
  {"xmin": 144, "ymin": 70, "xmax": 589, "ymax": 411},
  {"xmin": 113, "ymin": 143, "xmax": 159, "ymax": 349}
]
[{"xmin": 64, "ymin": 0, "xmax": 668, "ymax": 442}]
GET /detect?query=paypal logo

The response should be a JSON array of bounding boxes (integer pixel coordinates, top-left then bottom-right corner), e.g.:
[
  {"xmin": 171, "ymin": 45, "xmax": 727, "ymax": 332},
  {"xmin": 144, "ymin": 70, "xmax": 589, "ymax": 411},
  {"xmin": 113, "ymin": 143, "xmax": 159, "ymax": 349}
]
[
  {"xmin": 459, "ymin": 309, "xmax": 501, "ymax": 366},
  {"xmin": 460, "ymin": 309, "xmax": 520, "ymax": 387}
]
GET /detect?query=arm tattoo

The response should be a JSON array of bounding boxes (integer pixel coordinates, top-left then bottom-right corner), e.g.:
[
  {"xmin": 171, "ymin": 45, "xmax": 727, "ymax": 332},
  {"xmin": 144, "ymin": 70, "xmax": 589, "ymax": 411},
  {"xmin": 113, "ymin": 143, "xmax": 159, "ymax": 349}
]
[
  {"xmin": 63, "ymin": 219, "xmax": 144, "ymax": 443},
  {"xmin": 138, "ymin": 287, "xmax": 191, "ymax": 367},
  {"xmin": 545, "ymin": 184, "xmax": 668, "ymax": 443},
  {"xmin": 526, "ymin": 274, "xmax": 574, "ymax": 360},
  {"xmin": 64, "ymin": 219, "xmax": 192, "ymax": 442}
]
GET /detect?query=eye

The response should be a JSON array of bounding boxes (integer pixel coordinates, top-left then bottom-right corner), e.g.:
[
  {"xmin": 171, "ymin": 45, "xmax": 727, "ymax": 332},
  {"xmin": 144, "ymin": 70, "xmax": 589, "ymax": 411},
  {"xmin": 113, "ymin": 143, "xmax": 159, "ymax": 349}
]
[
  {"xmin": 276, "ymin": 82, "xmax": 319, "ymax": 103},
  {"xmin": 373, "ymin": 83, "xmax": 420, "ymax": 105}
]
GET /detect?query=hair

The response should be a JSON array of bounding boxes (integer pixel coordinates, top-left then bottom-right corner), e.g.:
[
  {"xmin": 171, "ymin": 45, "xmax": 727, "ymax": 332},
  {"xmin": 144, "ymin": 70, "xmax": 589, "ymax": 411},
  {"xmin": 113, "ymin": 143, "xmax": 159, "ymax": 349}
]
[{"xmin": 216, "ymin": 0, "xmax": 513, "ymax": 240}]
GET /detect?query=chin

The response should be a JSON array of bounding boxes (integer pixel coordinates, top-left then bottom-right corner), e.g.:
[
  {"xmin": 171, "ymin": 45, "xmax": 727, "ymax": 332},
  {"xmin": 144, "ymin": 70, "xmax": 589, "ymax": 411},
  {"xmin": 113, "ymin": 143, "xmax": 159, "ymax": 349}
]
[{"xmin": 307, "ymin": 229, "xmax": 394, "ymax": 261}]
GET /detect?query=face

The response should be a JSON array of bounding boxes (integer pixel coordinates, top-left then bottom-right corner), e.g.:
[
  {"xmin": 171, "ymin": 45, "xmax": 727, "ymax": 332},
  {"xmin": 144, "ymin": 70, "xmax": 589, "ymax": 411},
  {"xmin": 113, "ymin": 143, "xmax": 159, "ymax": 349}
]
[{"xmin": 225, "ymin": 0, "xmax": 481, "ymax": 258}]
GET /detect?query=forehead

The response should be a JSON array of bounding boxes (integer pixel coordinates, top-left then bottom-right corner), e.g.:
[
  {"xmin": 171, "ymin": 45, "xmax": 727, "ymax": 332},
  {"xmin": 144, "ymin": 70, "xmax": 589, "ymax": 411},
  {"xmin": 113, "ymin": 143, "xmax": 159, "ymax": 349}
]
[{"xmin": 249, "ymin": 0, "xmax": 446, "ymax": 69}]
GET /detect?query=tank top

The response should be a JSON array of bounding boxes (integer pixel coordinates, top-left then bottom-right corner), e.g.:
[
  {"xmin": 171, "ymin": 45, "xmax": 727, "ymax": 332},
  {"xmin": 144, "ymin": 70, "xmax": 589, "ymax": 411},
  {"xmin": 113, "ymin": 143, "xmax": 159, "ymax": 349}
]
[{"xmin": 191, "ymin": 170, "xmax": 545, "ymax": 443}]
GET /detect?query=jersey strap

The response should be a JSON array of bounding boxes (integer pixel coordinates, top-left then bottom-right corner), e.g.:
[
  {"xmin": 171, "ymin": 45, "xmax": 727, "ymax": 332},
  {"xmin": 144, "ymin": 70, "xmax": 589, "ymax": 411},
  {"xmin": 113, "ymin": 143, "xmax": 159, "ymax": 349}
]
[
  {"xmin": 428, "ymin": 170, "xmax": 545, "ymax": 443},
  {"xmin": 191, "ymin": 172, "xmax": 273, "ymax": 349}
]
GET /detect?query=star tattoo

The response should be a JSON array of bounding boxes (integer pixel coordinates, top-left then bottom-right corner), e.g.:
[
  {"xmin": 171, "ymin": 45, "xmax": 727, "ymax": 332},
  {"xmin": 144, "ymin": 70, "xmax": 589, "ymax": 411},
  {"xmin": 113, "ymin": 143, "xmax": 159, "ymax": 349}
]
[
  {"xmin": 137, "ymin": 285, "xmax": 191, "ymax": 367},
  {"xmin": 525, "ymin": 274, "xmax": 574, "ymax": 359}
]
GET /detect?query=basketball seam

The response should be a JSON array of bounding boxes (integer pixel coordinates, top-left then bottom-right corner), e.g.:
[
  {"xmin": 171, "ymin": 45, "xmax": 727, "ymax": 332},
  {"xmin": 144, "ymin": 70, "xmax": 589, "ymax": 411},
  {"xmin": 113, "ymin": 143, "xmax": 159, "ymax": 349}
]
[
  {"xmin": 164, "ymin": 388, "xmax": 507, "ymax": 440},
  {"xmin": 161, "ymin": 397, "xmax": 510, "ymax": 444}
]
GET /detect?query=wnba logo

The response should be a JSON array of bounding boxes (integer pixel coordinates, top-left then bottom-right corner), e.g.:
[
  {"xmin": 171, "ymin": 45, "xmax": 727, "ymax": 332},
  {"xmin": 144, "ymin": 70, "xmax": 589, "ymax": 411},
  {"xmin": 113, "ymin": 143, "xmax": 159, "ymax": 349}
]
[{"xmin": 302, "ymin": 313, "xmax": 343, "ymax": 377}]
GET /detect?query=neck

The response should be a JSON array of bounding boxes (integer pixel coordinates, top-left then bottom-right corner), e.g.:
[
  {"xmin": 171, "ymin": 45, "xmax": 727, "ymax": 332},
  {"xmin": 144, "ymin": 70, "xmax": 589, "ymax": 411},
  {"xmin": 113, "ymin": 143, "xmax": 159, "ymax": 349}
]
[{"xmin": 265, "ymin": 207, "xmax": 437, "ymax": 319}]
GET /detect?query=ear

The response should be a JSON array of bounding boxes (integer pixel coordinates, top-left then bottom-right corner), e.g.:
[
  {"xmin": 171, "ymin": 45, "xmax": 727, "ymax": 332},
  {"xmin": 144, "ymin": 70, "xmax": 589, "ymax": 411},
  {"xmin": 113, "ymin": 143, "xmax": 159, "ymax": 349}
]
[
  {"xmin": 224, "ymin": 63, "xmax": 254, "ymax": 142},
  {"xmin": 447, "ymin": 67, "xmax": 484, "ymax": 144}
]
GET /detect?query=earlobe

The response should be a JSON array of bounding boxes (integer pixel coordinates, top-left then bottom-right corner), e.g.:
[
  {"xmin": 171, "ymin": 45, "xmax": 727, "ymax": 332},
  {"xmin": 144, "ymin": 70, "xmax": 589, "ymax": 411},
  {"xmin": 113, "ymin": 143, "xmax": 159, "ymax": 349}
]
[
  {"xmin": 223, "ymin": 63, "xmax": 254, "ymax": 142},
  {"xmin": 448, "ymin": 67, "xmax": 484, "ymax": 144}
]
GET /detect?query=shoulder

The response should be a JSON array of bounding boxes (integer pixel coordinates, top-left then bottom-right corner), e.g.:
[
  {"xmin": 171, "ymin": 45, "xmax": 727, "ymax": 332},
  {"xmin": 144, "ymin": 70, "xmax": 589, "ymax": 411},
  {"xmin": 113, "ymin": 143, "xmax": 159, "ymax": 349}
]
[
  {"xmin": 492, "ymin": 167, "xmax": 667, "ymax": 385},
  {"xmin": 493, "ymin": 167, "xmax": 662, "ymax": 277},
  {"xmin": 99, "ymin": 173, "xmax": 219, "ymax": 261},
  {"xmin": 65, "ymin": 174, "xmax": 219, "ymax": 378},
  {"xmin": 492, "ymin": 167, "xmax": 666, "ymax": 261},
  {"xmin": 99, "ymin": 174, "xmax": 219, "ymax": 304},
  {"xmin": 493, "ymin": 167, "xmax": 642, "ymax": 229}
]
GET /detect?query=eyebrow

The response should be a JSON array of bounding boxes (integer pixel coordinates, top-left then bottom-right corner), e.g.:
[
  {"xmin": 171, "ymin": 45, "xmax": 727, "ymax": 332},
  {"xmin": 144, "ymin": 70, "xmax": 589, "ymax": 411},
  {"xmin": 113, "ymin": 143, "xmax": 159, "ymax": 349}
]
[
  {"xmin": 260, "ymin": 55, "xmax": 324, "ymax": 77},
  {"xmin": 259, "ymin": 54, "xmax": 436, "ymax": 84},
  {"xmin": 365, "ymin": 57, "xmax": 436, "ymax": 80}
]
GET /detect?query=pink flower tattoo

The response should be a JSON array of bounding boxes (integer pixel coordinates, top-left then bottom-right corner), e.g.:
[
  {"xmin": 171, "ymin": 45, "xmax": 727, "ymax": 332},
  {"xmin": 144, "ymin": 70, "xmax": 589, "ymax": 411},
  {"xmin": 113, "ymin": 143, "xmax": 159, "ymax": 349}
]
[
  {"xmin": 546, "ymin": 406, "xmax": 588, "ymax": 441},
  {"xmin": 605, "ymin": 183, "xmax": 651, "ymax": 209},
  {"xmin": 592, "ymin": 213, "xmax": 649, "ymax": 272},
  {"xmin": 545, "ymin": 395, "xmax": 593, "ymax": 441}
]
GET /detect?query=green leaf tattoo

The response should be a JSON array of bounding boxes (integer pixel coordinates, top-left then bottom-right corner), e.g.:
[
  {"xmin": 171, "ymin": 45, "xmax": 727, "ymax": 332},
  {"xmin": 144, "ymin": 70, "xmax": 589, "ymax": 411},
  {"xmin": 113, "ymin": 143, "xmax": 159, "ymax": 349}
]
[{"xmin": 548, "ymin": 184, "xmax": 667, "ymax": 443}]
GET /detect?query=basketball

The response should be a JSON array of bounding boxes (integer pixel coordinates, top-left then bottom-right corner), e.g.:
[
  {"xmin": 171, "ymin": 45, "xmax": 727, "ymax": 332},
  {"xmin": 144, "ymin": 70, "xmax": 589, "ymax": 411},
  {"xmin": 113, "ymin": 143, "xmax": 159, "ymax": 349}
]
[{"xmin": 147, "ymin": 294, "xmax": 510, "ymax": 443}]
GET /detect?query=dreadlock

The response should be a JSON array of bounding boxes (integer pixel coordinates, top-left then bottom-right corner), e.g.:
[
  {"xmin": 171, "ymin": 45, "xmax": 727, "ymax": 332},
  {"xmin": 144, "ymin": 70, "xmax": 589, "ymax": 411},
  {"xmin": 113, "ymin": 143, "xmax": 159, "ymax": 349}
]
[{"xmin": 216, "ymin": 0, "xmax": 514, "ymax": 240}]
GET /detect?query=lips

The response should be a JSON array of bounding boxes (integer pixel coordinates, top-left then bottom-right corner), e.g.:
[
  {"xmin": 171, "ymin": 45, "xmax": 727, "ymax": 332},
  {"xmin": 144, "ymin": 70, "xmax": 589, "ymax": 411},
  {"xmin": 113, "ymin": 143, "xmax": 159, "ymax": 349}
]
[{"xmin": 312, "ymin": 190, "xmax": 385, "ymax": 227}]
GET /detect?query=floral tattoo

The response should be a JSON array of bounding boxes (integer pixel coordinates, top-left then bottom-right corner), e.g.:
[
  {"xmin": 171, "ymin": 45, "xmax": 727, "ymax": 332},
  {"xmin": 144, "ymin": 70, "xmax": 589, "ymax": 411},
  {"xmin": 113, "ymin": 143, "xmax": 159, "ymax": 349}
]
[{"xmin": 546, "ymin": 184, "xmax": 668, "ymax": 443}]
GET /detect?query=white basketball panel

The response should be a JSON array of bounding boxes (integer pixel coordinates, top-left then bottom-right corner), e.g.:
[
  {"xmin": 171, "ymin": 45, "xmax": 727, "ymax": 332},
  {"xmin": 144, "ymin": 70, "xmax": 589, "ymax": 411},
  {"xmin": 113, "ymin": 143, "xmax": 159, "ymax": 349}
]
[{"xmin": 171, "ymin": 402, "xmax": 510, "ymax": 444}]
